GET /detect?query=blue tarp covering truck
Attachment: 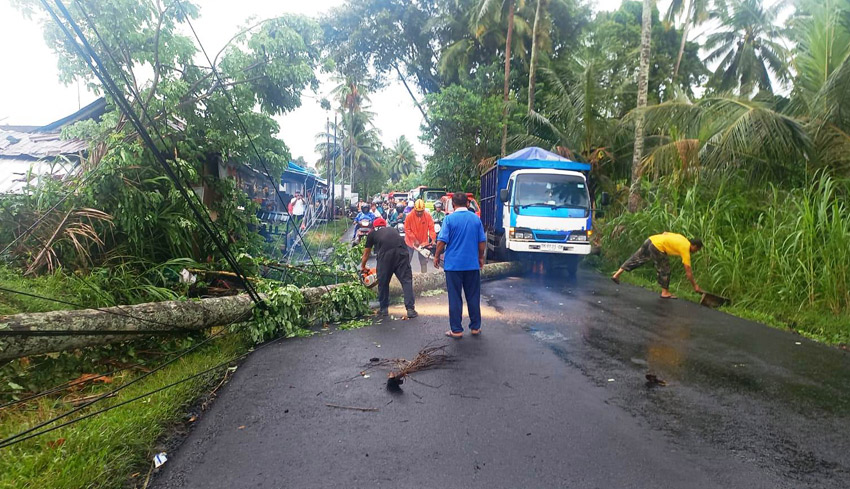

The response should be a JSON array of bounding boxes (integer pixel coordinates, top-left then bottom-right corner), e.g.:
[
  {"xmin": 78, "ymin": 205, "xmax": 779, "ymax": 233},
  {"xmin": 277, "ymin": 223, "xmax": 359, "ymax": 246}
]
[{"xmin": 480, "ymin": 147, "xmax": 596, "ymax": 276}]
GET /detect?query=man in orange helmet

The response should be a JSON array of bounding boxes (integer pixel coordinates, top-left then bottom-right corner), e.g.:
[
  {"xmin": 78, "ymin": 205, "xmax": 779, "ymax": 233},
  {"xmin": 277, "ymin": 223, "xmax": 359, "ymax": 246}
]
[{"xmin": 403, "ymin": 199, "xmax": 436, "ymax": 273}]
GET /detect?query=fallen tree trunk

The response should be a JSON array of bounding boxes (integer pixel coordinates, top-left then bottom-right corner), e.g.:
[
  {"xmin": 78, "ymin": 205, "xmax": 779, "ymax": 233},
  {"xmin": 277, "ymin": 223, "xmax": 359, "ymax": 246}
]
[{"xmin": 0, "ymin": 262, "xmax": 525, "ymax": 362}]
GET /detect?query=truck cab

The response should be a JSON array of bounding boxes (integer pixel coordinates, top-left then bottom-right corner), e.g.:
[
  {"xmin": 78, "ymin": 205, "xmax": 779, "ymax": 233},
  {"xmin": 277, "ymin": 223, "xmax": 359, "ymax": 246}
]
[{"xmin": 480, "ymin": 147, "xmax": 594, "ymax": 276}]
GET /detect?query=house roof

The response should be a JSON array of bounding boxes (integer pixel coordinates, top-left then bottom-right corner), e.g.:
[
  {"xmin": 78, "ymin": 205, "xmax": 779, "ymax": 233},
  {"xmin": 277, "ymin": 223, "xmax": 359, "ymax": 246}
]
[{"xmin": 0, "ymin": 129, "xmax": 88, "ymax": 158}]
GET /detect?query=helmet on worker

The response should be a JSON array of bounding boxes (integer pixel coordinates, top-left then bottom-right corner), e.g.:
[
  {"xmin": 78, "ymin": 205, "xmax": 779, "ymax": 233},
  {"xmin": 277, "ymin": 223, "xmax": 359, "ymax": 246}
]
[
  {"xmin": 414, "ymin": 199, "xmax": 426, "ymax": 213},
  {"xmin": 361, "ymin": 203, "xmax": 370, "ymax": 214}
]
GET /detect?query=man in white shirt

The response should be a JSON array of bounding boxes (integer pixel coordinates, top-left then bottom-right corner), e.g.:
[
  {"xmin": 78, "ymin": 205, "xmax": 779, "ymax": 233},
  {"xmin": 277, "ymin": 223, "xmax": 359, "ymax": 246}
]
[{"xmin": 290, "ymin": 191, "xmax": 307, "ymax": 230}]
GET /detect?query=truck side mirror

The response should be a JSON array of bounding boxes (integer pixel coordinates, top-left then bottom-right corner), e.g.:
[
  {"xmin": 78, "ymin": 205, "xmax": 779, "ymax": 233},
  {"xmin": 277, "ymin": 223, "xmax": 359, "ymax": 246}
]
[
  {"xmin": 600, "ymin": 192, "xmax": 611, "ymax": 206},
  {"xmin": 499, "ymin": 188, "xmax": 509, "ymax": 203}
]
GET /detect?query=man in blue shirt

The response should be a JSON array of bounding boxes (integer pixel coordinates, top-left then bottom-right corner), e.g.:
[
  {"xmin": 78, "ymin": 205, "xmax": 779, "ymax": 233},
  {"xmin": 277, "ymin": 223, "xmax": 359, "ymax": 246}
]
[{"xmin": 433, "ymin": 192, "xmax": 486, "ymax": 338}]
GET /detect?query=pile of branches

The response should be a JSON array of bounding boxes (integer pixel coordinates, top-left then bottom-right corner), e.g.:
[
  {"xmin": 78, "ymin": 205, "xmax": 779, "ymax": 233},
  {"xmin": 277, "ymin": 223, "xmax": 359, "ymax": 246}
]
[{"xmin": 366, "ymin": 343, "xmax": 451, "ymax": 389}]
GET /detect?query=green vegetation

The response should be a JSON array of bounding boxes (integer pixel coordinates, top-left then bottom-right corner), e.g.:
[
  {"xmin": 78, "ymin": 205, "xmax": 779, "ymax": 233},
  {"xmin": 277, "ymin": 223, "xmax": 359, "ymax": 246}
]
[
  {"xmin": 595, "ymin": 173, "xmax": 850, "ymax": 344},
  {"xmin": 0, "ymin": 333, "xmax": 245, "ymax": 489}
]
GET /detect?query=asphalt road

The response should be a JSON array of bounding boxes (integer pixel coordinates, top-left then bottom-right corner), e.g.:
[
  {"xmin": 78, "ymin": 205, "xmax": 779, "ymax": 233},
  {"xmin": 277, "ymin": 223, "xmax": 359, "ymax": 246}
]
[{"xmin": 152, "ymin": 270, "xmax": 850, "ymax": 489}]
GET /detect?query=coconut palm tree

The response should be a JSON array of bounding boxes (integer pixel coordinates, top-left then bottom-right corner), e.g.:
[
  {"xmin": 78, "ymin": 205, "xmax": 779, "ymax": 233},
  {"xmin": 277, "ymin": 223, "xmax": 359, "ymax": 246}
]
[
  {"xmin": 790, "ymin": 0, "xmax": 850, "ymax": 113},
  {"xmin": 476, "ymin": 0, "xmax": 525, "ymax": 156},
  {"xmin": 704, "ymin": 0, "xmax": 790, "ymax": 96},
  {"xmin": 387, "ymin": 136, "xmax": 419, "ymax": 182},
  {"xmin": 665, "ymin": 0, "xmax": 711, "ymax": 79},
  {"xmin": 629, "ymin": 0, "xmax": 653, "ymax": 212}
]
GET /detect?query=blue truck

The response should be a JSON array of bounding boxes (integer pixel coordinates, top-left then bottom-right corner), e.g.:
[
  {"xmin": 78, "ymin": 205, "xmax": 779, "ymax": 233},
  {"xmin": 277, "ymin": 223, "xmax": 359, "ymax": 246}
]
[{"xmin": 480, "ymin": 147, "xmax": 600, "ymax": 276}]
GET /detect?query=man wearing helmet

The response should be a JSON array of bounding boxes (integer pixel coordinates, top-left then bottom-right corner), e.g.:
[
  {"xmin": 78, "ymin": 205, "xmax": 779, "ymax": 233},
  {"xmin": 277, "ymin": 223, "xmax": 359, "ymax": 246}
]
[
  {"xmin": 403, "ymin": 199, "xmax": 436, "ymax": 273},
  {"xmin": 431, "ymin": 201, "xmax": 446, "ymax": 222},
  {"xmin": 360, "ymin": 217, "xmax": 417, "ymax": 318},
  {"xmin": 354, "ymin": 203, "xmax": 375, "ymax": 224}
]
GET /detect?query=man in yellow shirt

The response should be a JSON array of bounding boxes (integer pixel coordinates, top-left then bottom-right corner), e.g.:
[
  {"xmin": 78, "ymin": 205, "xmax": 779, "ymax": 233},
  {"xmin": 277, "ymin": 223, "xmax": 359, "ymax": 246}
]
[{"xmin": 611, "ymin": 232, "xmax": 704, "ymax": 298}]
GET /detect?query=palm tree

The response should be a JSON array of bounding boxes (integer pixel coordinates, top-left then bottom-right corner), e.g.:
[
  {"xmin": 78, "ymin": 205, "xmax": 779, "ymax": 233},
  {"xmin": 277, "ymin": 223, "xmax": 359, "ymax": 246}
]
[
  {"xmin": 629, "ymin": 0, "xmax": 653, "ymax": 212},
  {"xmin": 704, "ymin": 0, "xmax": 790, "ymax": 96},
  {"xmin": 476, "ymin": 0, "xmax": 523, "ymax": 156},
  {"xmin": 387, "ymin": 136, "xmax": 419, "ymax": 181},
  {"xmin": 665, "ymin": 0, "xmax": 711, "ymax": 79},
  {"xmin": 528, "ymin": 0, "xmax": 546, "ymax": 114},
  {"xmin": 790, "ymin": 0, "xmax": 850, "ymax": 112}
]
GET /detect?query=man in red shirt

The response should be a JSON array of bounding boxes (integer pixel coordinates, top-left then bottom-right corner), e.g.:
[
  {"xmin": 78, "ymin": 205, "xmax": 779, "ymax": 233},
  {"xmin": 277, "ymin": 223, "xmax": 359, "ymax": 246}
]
[{"xmin": 403, "ymin": 199, "xmax": 436, "ymax": 273}]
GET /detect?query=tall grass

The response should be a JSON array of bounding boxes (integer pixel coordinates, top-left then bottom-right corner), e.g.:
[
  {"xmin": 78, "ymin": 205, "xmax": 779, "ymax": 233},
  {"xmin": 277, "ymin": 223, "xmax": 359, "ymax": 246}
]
[{"xmin": 599, "ymin": 173, "xmax": 850, "ymax": 343}]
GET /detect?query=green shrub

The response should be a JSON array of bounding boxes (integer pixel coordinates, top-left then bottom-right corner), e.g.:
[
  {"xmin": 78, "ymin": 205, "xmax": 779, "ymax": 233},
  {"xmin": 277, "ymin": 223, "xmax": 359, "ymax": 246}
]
[{"xmin": 599, "ymin": 173, "xmax": 850, "ymax": 343}]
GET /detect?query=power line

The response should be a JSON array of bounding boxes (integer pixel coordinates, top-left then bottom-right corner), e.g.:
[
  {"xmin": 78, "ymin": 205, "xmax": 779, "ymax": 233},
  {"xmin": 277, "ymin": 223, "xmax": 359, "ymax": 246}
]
[
  {"xmin": 43, "ymin": 0, "xmax": 263, "ymax": 305},
  {"xmin": 173, "ymin": 0, "xmax": 329, "ymax": 290},
  {"xmin": 0, "ymin": 315, "xmax": 293, "ymax": 450},
  {"xmin": 0, "ymin": 320, "xmax": 243, "ymax": 449}
]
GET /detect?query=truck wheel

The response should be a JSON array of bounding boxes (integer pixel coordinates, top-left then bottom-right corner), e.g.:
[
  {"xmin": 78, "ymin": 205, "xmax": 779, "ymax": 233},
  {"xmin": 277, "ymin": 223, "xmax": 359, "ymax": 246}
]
[{"xmin": 496, "ymin": 234, "xmax": 510, "ymax": 262}]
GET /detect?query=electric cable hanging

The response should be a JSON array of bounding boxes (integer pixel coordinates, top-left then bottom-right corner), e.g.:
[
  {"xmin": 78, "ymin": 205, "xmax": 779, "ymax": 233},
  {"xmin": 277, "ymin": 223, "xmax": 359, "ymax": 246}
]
[
  {"xmin": 174, "ymin": 0, "xmax": 329, "ymax": 290},
  {"xmin": 0, "ymin": 316, "xmax": 246, "ymax": 449},
  {"xmin": 43, "ymin": 0, "xmax": 262, "ymax": 305},
  {"xmin": 0, "ymin": 324, "xmax": 284, "ymax": 451}
]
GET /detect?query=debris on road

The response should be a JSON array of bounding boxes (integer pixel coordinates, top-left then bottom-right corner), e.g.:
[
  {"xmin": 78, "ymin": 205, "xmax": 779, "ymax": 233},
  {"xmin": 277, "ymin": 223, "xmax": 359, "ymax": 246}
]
[
  {"xmin": 364, "ymin": 342, "xmax": 452, "ymax": 389},
  {"xmin": 153, "ymin": 452, "xmax": 168, "ymax": 468},
  {"xmin": 325, "ymin": 403, "xmax": 378, "ymax": 412},
  {"xmin": 645, "ymin": 374, "xmax": 667, "ymax": 387}
]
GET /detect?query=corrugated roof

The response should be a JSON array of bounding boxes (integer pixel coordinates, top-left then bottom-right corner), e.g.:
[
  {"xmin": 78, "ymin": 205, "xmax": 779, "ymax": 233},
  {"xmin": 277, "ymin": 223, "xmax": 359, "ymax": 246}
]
[
  {"xmin": 0, "ymin": 157, "xmax": 78, "ymax": 194},
  {"xmin": 0, "ymin": 129, "xmax": 88, "ymax": 158}
]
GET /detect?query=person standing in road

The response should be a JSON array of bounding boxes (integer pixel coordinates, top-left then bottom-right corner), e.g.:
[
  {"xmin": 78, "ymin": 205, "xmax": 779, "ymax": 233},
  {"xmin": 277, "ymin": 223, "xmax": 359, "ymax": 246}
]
[
  {"xmin": 404, "ymin": 199, "xmax": 436, "ymax": 273},
  {"xmin": 433, "ymin": 192, "xmax": 486, "ymax": 339},
  {"xmin": 611, "ymin": 232, "xmax": 704, "ymax": 298},
  {"xmin": 360, "ymin": 217, "xmax": 417, "ymax": 318}
]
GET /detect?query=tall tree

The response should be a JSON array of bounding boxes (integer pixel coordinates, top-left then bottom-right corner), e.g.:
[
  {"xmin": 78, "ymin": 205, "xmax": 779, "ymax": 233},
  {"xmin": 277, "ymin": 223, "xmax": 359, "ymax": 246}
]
[
  {"xmin": 666, "ymin": 0, "xmax": 711, "ymax": 79},
  {"xmin": 528, "ymin": 0, "xmax": 546, "ymax": 113},
  {"xmin": 704, "ymin": 0, "xmax": 789, "ymax": 96},
  {"xmin": 387, "ymin": 136, "xmax": 419, "ymax": 181},
  {"xmin": 629, "ymin": 0, "xmax": 653, "ymax": 212},
  {"xmin": 477, "ymin": 0, "xmax": 520, "ymax": 156}
]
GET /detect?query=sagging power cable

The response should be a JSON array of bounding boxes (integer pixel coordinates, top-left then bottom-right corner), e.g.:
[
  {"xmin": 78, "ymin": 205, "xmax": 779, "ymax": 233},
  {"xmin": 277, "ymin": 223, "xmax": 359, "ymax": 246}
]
[
  {"xmin": 0, "ymin": 317, "xmax": 245, "ymax": 449},
  {"xmin": 174, "ymin": 0, "xmax": 329, "ymax": 290},
  {"xmin": 42, "ymin": 0, "xmax": 263, "ymax": 305},
  {"xmin": 0, "ymin": 323, "xmax": 282, "ymax": 451}
]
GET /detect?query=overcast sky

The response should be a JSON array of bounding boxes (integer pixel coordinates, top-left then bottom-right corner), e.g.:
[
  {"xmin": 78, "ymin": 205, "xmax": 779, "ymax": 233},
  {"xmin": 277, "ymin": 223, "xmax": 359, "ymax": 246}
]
[{"xmin": 1, "ymin": 0, "xmax": 629, "ymax": 164}]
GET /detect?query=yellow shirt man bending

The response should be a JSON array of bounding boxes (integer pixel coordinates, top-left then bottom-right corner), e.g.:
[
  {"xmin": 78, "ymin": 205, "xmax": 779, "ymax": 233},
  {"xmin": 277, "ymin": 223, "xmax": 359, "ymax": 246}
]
[{"xmin": 612, "ymin": 232, "xmax": 703, "ymax": 298}]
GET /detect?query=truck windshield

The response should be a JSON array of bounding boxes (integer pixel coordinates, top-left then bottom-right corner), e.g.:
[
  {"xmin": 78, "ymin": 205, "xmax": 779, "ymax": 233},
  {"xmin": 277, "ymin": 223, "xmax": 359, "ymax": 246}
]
[
  {"xmin": 514, "ymin": 174, "xmax": 589, "ymax": 210},
  {"xmin": 423, "ymin": 190, "xmax": 446, "ymax": 202}
]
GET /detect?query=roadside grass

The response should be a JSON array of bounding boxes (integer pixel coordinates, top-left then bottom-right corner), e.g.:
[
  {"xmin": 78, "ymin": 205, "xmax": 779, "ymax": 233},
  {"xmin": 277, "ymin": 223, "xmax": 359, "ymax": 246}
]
[
  {"xmin": 0, "ymin": 334, "xmax": 247, "ymax": 489},
  {"xmin": 303, "ymin": 219, "xmax": 351, "ymax": 251},
  {"xmin": 593, "ymin": 174, "xmax": 850, "ymax": 345}
]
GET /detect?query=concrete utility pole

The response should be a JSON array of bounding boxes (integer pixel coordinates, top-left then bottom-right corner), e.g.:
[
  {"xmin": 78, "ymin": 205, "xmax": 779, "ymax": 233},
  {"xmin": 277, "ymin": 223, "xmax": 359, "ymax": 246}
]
[{"xmin": 326, "ymin": 117, "xmax": 331, "ymax": 220}]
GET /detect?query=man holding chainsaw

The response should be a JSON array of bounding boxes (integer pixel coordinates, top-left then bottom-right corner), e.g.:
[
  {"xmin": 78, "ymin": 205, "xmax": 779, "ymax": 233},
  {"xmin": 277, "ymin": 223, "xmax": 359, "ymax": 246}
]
[
  {"xmin": 361, "ymin": 217, "xmax": 417, "ymax": 318},
  {"xmin": 404, "ymin": 199, "xmax": 436, "ymax": 274}
]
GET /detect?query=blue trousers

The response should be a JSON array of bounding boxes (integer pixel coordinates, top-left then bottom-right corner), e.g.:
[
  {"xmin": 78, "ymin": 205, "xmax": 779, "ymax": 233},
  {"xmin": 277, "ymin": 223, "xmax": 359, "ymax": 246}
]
[{"xmin": 445, "ymin": 270, "xmax": 481, "ymax": 334}]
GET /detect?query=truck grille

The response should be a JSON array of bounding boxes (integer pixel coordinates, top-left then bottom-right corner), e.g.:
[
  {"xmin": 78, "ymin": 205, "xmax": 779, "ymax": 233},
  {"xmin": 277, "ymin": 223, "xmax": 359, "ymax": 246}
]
[{"xmin": 534, "ymin": 232, "xmax": 567, "ymax": 242}]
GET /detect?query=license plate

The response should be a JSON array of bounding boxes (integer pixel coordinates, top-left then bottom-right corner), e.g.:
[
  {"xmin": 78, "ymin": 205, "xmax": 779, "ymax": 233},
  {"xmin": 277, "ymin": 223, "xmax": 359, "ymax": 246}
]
[{"xmin": 542, "ymin": 243, "xmax": 571, "ymax": 251}]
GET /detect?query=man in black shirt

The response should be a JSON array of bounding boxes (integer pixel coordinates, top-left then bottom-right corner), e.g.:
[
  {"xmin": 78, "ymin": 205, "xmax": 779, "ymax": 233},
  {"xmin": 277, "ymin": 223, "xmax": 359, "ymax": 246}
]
[{"xmin": 360, "ymin": 217, "xmax": 417, "ymax": 318}]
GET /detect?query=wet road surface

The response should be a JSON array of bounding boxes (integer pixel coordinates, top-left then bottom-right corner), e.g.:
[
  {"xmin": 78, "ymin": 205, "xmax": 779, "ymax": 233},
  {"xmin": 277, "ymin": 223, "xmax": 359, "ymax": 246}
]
[{"xmin": 153, "ymin": 271, "xmax": 850, "ymax": 488}]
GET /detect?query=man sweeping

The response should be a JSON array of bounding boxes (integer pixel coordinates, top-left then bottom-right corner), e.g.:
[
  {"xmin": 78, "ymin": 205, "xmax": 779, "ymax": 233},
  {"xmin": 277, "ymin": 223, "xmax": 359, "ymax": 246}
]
[
  {"xmin": 360, "ymin": 217, "xmax": 417, "ymax": 318},
  {"xmin": 611, "ymin": 232, "xmax": 704, "ymax": 299}
]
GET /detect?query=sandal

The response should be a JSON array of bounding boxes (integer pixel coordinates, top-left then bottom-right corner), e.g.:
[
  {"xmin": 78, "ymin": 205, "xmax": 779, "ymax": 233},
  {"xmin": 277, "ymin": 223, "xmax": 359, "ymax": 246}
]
[
  {"xmin": 470, "ymin": 329, "xmax": 481, "ymax": 336},
  {"xmin": 660, "ymin": 294, "xmax": 678, "ymax": 299},
  {"xmin": 444, "ymin": 331, "xmax": 463, "ymax": 339}
]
